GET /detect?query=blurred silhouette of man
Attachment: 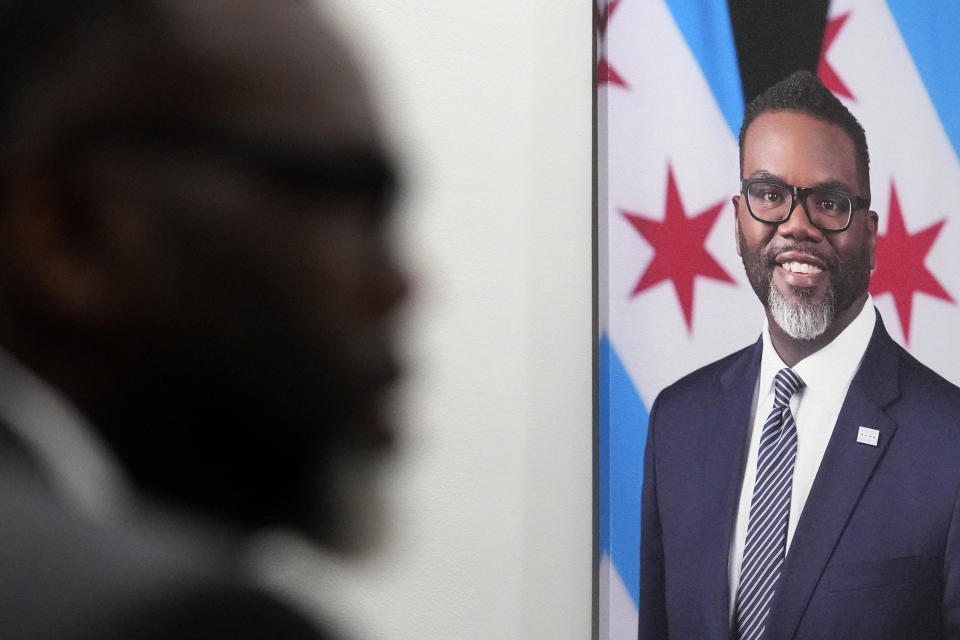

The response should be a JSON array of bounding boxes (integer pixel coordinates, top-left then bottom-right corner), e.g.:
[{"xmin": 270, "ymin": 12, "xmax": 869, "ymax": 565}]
[{"xmin": 0, "ymin": 0, "xmax": 408, "ymax": 637}]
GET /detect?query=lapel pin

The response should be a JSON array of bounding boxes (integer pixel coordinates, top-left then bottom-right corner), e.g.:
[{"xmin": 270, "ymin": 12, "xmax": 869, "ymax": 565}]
[{"xmin": 856, "ymin": 426, "xmax": 879, "ymax": 447}]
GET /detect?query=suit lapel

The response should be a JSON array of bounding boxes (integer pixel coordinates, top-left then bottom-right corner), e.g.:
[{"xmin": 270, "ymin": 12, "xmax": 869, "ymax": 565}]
[
  {"xmin": 700, "ymin": 339, "xmax": 763, "ymax": 636},
  {"xmin": 764, "ymin": 314, "xmax": 901, "ymax": 640}
]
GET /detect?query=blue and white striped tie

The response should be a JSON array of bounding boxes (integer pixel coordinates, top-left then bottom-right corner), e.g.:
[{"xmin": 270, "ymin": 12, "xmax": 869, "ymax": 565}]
[{"xmin": 734, "ymin": 367, "xmax": 804, "ymax": 640}]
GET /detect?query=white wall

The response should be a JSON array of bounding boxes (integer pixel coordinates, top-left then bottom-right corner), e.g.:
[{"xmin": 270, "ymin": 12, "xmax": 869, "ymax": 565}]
[{"xmin": 256, "ymin": 3, "xmax": 593, "ymax": 638}]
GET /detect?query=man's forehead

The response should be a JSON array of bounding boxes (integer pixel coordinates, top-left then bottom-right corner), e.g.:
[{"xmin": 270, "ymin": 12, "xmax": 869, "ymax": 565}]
[
  {"xmin": 744, "ymin": 111, "xmax": 854, "ymax": 145},
  {"xmin": 742, "ymin": 111, "xmax": 860, "ymax": 185}
]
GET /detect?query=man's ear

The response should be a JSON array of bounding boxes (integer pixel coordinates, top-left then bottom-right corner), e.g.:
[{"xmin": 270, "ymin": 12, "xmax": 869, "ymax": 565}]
[
  {"xmin": 732, "ymin": 195, "xmax": 743, "ymax": 257},
  {"xmin": 0, "ymin": 172, "xmax": 123, "ymax": 329},
  {"xmin": 866, "ymin": 209, "xmax": 879, "ymax": 269}
]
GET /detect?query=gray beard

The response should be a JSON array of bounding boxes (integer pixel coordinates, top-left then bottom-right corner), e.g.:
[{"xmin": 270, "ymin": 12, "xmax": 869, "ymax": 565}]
[{"xmin": 767, "ymin": 279, "xmax": 837, "ymax": 341}]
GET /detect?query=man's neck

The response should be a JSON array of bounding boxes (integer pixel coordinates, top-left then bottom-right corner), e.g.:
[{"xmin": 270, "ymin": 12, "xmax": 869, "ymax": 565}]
[{"xmin": 766, "ymin": 293, "xmax": 870, "ymax": 367}]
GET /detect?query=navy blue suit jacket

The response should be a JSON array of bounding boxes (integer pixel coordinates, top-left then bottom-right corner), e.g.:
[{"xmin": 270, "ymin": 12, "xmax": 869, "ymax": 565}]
[{"xmin": 639, "ymin": 312, "xmax": 960, "ymax": 639}]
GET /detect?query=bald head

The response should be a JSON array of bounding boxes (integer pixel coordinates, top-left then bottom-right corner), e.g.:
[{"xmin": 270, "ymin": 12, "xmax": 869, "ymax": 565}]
[
  {"xmin": 160, "ymin": 0, "xmax": 376, "ymax": 138},
  {"xmin": 0, "ymin": 0, "xmax": 378, "ymax": 174}
]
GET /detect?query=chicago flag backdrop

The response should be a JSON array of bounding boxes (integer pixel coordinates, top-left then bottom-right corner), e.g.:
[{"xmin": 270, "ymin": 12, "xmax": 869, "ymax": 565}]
[{"xmin": 596, "ymin": 1, "xmax": 960, "ymax": 638}]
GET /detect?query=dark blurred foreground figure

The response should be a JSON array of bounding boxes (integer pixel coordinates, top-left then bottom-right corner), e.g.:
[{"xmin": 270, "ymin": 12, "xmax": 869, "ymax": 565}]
[{"xmin": 0, "ymin": 0, "xmax": 408, "ymax": 637}]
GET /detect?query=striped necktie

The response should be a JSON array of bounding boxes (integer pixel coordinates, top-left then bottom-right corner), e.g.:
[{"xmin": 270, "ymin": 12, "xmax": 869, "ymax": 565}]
[{"xmin": 734, "ymin": 367, "xmax": 805, "ymax": 640}]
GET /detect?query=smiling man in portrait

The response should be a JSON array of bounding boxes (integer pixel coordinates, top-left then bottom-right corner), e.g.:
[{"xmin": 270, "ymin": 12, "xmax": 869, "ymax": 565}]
[{"xmin": 638, "ymin": 70, "xmax": 960, "ymax": 640}]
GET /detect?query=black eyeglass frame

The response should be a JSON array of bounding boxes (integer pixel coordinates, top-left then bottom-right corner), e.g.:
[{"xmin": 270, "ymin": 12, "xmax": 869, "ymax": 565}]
[
  {"xmin": 51, "ymin": 114, "xmax": 399, "ymax": 203},
  {"xmin": 740, "ymin": 178, "xmax": 871, "ymax": 233}
]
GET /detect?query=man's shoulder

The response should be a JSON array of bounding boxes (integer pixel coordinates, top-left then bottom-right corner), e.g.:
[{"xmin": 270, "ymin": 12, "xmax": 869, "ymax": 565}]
[
  {"xmin": 656, "ymin": 341, "xmax": 759, "ymax": 404},
  {"xmin": 0, "ymin": 480, "xmax": 330, "ymax": 640},
  {"xmin": 886, "ymin": 336, "xmax": 960, "ymax": 411},
  {"xmin": 103, "ymin": 580, "xmax": 332, "ymax": 640}
]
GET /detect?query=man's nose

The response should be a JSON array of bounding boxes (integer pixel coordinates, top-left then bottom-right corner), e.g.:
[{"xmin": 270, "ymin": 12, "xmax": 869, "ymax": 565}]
[
  {"xmin": 777, "ymin": 199, "xmax": 824, "ymax": 242},
  {"xmin": 374, "ymin": 249, "xmax": 412, "ymax": 315}
]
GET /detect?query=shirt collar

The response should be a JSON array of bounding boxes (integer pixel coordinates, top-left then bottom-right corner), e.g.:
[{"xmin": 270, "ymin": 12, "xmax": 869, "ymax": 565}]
[
  {"xmin": 0, "ymin": 346, "xmax": 134, "ymax": 522},
  {"xmin": 759, "ymin": 294, "xmax": 876, "ymax": 401}
]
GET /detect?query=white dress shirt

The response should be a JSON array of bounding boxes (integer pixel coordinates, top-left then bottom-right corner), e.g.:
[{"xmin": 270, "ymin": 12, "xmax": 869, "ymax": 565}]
[{"xmin": 728, "ymin": 296, "xmax": 876, "ymax": 616}]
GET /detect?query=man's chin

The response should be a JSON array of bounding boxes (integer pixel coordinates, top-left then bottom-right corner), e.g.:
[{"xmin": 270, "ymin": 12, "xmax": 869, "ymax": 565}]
[
  {"xmin": 770, "ymin": 270, "xmax": 827, "ymax": 303},
  {"xmin": 301, "ymin": 447, "xmax": 392, "ymax": 555},
  {"xmin": 768, "ymin": 283, "xmax": 835, "ymax": 341}
]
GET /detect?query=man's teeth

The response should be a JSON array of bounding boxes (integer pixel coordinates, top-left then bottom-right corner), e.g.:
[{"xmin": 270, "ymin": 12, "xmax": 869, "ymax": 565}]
[{"xmin": 781, "ymin": 261, "xmax": 822, "ymax": 274}]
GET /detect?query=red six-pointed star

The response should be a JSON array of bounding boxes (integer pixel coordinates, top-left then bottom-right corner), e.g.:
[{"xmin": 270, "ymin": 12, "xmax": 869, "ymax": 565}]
[
  {"xmin": 597, "ymin": 0, "xmax": 627, "ymax": 88},
  {"xmin": 870, "ymin": 181, "xmax": 953, "ymax": 344},
  {"xmin": 622, "ymin": 166, "xmax": 735, "ymax": 331},
  {"xmin": 818, "ymin": 12, "xmax": 855, "ymax": 101}
]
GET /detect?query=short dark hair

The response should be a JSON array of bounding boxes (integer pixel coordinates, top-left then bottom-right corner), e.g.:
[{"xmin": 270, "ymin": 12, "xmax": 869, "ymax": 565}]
[{"xmin": 739, "ymin": 70, "xmax": 871, "ymax": 199}]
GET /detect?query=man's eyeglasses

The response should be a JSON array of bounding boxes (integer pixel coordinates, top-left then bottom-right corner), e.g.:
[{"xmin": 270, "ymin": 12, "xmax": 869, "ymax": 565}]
[
  {"xmin": 740, "ymin": 178, "xmax": 870, "ymax": 232},
  {"xmin": 57, "ymin": 115, "xmax": 398, "ymax": 203}
]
